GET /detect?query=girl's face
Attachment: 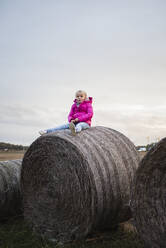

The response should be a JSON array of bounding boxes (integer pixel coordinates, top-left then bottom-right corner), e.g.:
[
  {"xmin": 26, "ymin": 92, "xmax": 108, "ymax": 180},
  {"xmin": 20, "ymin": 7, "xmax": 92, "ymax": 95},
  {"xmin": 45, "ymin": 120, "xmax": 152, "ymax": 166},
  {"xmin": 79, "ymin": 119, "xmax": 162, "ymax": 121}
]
[{"xmin": 76, "ymin": 92, "xmax": 86, "ymax": 103}]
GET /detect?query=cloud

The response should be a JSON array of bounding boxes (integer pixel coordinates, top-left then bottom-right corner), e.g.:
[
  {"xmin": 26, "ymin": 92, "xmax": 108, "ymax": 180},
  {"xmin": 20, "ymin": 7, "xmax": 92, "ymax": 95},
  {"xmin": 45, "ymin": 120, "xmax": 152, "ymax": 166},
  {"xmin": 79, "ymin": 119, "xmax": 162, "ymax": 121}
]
[
  {"xmin": 94, "ymin": 104, "xmax": 166, "ymax": 145},
  {"xmin": 0, "ymin": 104, "xmax": 68, "ymax": 145},
  {"xmin": 0, "ymin": 104, "xmax": 68, "ymax": 127}
]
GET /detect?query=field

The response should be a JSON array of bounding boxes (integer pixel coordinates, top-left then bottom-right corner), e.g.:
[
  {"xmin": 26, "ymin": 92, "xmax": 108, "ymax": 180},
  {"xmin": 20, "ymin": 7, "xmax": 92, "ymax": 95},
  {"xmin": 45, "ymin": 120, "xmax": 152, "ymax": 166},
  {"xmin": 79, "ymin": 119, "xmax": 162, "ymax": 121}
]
[
  {"xmin": 0, "ymin": 151, "xmax": 145, "ymax": 248},
  {"xmin": 0, "ymin": 151, "xmax": 147, "ymax": 162},
  {"xmin": 138, "ymin": 151, "xmax": 146, "ymax": 160},
  {"xmin": 0, "ymin": 151, "xmax": 25, "ymax": 161},
  {"xmin": 0, "ymin": 218, "xmax": 144, "ymax": 248}
]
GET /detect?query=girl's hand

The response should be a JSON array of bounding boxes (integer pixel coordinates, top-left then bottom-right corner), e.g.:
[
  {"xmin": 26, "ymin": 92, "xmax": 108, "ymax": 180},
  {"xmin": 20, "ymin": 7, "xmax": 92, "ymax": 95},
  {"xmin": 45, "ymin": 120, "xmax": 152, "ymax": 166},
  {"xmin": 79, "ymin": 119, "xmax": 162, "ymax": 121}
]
[{"xmin": 71, "ymin": 118, "xmax": 78, "ymax": 123}]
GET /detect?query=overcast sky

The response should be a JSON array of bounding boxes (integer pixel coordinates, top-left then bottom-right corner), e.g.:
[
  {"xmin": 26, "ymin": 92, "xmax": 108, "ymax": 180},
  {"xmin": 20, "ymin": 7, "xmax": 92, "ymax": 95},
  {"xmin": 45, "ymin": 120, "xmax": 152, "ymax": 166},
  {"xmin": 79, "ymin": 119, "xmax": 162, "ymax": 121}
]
[{"xmin": 0, "ymin": 0, "xmax": 166, "ymax": 145}]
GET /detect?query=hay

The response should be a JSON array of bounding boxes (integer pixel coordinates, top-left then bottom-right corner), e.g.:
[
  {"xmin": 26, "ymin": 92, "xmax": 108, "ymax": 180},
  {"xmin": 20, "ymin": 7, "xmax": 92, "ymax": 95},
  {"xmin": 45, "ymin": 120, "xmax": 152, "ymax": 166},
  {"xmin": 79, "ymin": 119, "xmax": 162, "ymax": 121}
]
[
  {"xmin": 21, "ymin": 126, "xmax": 139, "ymax": 243},
  {"xmin": 0, "ymin": 159, "xmax": 22, "ymax": 220},
  {"xmin": 131, "ymin": 137, "xmax": 166, "ymax": 248}
]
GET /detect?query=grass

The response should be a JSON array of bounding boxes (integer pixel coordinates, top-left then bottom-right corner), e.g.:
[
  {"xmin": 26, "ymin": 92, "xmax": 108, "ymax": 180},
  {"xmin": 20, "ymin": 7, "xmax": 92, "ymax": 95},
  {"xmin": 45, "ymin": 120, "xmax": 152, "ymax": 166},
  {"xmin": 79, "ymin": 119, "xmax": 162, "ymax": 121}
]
[
  {"xmin": 0, "ymin": 151, "xmax": 25, "ymax": 161},
  {"xmin": 0, "ymin": 217, "xmax": 145, "ymax": 248},
  {"xmin": 0, "ymin": 151, "xmax": 146, "ymax": 162}
]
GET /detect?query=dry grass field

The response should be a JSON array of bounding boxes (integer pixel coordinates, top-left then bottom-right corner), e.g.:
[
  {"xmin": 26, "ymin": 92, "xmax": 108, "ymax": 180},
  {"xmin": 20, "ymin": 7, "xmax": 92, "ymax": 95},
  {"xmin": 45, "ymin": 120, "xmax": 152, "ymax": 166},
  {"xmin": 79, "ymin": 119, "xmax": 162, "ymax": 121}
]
[
  {"xmin": 0, "ymin": 150, "xmax": 146, "ymax": 162},
  {"xmin": 138, "ymin": 151, "xmax": 146, "ymax": 159},
  {"xmin": 0, "ymin": 151, "xmax": 25, "ymax": 161}
]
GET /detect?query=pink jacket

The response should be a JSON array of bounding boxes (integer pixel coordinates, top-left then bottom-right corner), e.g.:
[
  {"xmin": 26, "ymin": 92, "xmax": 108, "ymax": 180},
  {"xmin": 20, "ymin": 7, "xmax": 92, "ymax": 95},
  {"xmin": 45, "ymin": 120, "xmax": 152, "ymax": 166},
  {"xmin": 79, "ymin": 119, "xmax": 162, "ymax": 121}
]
[{"xmin": 68, "ymin": 97, "xmax": 93, "ymax": 126}]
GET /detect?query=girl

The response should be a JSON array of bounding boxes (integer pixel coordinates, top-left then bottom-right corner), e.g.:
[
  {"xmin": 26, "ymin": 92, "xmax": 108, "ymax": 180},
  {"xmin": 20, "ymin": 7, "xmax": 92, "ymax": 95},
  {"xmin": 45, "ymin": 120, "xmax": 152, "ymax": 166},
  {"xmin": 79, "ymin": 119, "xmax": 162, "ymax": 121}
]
[{"xmin": 39, "ymin": 90, "xmax": 93, "ymax": 136}]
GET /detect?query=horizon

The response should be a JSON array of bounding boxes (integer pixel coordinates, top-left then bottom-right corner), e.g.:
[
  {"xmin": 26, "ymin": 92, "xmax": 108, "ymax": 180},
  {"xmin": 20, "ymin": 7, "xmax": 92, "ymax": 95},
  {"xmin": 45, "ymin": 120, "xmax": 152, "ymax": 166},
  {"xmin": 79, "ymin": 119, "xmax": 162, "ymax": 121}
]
[{"xmin": 0, "ymin": 139, "xmax": 160, "ymax": 148}]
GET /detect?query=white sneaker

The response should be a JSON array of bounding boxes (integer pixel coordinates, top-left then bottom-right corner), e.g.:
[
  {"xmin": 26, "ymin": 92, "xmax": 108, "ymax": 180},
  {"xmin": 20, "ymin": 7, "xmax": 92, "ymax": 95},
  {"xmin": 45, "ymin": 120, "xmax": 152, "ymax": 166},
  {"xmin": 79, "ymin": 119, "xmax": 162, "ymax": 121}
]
[
  {"xmin": 69, "ymin": 122, "xmax": 76, "ymax": 136},
  {"xmin": 39, "ymin": 130, "xmax": 47, "ymax": 135}
]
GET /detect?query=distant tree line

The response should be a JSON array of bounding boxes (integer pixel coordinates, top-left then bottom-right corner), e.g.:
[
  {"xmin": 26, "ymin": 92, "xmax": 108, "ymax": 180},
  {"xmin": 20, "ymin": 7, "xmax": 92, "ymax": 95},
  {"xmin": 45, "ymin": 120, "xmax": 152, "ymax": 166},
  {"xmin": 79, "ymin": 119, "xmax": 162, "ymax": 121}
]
[
  {"xmin": 0, "ymin": 142, "xmax": 29, "ymax": 151},
  {"xmin": 0, "ymin": 141, "xmax": 157, "ymax": 152},
  {"xmin": 136, "ymin": 142, "xmax": 157, "ymax": 152}
]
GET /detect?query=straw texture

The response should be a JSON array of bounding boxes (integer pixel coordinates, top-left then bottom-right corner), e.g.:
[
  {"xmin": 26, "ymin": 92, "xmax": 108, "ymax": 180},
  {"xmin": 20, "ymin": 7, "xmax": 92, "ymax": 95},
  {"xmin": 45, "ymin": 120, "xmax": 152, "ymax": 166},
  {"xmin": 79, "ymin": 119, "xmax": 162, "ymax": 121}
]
[
  {"xmin": 131, "ymin": 137, "xmax": 166, "ymax": 248},
  {"xmin": 21, "ymin": 126, "xmax": 139, "ymax": 243},
  {"xmin": 0, "ymin": 159, "xmax": 22, "ymax": 220}
]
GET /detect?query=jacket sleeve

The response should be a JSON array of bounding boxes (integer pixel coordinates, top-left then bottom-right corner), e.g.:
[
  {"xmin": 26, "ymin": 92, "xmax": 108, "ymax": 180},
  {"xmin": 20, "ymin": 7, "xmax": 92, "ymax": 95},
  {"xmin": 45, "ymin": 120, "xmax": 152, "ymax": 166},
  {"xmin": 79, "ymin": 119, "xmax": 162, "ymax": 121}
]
[
  {"xmin": 77, "ymin": 103, "xmax": 93, "ymax": 122},
  {"xmin": 68, "ymin": 104, "xmax": 75, "ymax": 122}
]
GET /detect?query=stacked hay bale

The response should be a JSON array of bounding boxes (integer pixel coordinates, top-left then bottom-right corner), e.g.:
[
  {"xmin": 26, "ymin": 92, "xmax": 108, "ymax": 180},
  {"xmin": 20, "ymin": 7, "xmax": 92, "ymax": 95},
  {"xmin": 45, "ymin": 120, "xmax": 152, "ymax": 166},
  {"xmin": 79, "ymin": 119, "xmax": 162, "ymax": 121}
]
[
  {"xmin": 21, "ymin": 126, "xmax": 139, "ymax": 243},
  {"xmin": 0, "ymin": 159, "xmax": 22, "ymax": 220},
  {"xmin": 131, "ymin": 137, "xmax": 166, "ymax": 248}
]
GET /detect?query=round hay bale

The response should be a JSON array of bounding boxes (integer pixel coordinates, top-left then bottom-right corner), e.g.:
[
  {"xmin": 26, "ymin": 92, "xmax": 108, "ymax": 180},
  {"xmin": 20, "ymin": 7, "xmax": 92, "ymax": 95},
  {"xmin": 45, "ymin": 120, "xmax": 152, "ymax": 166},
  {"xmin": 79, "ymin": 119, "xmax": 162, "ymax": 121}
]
[
  {"xmin": 21, "ymin": 126, "xmax": 139, "ymax": 243},
  {"xmin": 0, "ymin": 159, "xmax": 22, "ymax": 220},
  {"xmin": 131, "ymin": 137, "xmax": 166, "ymax": 248}
]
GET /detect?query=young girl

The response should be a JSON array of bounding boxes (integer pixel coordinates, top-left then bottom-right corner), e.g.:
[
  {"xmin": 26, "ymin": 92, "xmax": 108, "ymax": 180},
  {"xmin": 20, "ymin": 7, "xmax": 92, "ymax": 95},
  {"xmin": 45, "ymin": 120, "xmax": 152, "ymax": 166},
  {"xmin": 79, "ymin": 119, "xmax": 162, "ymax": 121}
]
[{"xmin": 39, "ymin": 90, "xmax": 93, "ymax": 136}]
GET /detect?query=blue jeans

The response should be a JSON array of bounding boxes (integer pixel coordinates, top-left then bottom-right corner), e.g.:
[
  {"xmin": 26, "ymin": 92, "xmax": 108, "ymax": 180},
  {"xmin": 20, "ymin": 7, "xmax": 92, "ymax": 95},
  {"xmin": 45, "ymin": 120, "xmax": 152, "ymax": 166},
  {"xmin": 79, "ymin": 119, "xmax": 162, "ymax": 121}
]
[{"xmin": 46, "ymin": 122, "xmax": 90, "ymax": 133}]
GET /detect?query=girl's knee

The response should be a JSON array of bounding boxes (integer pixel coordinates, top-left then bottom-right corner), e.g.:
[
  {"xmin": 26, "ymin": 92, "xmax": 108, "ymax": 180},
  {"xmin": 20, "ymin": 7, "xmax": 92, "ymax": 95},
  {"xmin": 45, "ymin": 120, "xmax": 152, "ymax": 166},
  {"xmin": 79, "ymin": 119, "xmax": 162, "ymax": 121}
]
[
  {"xmin": 75, "ymin": 125, "xmax": 82, "ymax": 133},
  {"xmin": 75, "ymin": 122, "xmax": 89, "ymax": 133}
]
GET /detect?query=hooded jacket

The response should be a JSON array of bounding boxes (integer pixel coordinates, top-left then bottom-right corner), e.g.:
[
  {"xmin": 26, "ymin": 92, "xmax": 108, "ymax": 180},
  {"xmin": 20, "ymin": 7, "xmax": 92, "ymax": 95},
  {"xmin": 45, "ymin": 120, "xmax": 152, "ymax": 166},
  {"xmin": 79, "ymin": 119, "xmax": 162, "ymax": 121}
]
[{"xmin": 68, "ymin": 97, "xmax": 93, "ymax": 126}]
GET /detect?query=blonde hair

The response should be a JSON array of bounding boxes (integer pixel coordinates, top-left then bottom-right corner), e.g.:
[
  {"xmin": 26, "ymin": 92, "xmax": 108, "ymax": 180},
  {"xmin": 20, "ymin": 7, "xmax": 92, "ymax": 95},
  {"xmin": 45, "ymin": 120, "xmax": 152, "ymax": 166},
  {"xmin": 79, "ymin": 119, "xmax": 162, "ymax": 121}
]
[{"xmin": 75, "ymin": 90, "xmax": 87, "ymax": 99}]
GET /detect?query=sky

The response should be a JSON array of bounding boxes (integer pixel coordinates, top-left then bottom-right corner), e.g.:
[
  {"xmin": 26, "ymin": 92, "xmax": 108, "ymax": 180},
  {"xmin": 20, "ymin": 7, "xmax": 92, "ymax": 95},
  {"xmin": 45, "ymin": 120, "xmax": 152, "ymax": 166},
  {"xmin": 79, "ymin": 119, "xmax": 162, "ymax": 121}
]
[{"xmin": 0, "ymin": 0, "xmax": 166, "ymax": 146}]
